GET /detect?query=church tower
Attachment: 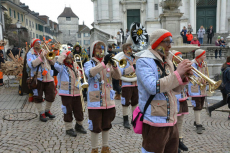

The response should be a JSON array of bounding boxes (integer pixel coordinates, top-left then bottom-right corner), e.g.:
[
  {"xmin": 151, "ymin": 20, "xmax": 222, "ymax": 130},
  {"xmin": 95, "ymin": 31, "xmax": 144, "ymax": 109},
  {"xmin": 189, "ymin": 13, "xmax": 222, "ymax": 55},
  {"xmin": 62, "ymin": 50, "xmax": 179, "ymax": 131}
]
[{"xmin": 58, "ymin": 7, "xmax": 79, "ymax": 46}]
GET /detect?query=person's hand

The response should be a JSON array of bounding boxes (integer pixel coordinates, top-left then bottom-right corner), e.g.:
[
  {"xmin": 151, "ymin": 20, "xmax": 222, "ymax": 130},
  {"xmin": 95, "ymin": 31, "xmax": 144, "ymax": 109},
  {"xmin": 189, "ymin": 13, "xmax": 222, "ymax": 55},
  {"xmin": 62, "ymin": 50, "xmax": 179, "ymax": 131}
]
[
  {"xmin": 176, "ymin": 59, "xmax": 193, "ymax": 78},
  {"xmin": 103, "ymin": 53, "xmax": 113, "ymax": 65},
  {"xmin": 40, "ymin": 49, "xmax": 48, "ymax": 60}
]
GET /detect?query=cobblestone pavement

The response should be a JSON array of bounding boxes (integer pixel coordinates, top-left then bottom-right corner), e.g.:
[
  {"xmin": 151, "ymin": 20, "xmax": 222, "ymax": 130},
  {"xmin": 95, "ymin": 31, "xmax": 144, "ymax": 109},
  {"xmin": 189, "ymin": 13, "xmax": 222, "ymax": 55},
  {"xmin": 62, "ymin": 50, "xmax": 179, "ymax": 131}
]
[{"xmin": 0, "ymin": 86, "xmax": 230, "ymax": 153}]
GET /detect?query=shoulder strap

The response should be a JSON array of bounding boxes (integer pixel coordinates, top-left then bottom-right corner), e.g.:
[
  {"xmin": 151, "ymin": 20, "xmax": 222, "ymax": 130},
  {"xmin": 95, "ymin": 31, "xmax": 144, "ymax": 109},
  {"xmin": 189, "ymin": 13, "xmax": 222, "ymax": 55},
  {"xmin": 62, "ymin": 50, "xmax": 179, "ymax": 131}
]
[
  {"xmin": 35, "ymin": 64, "xmax": 40, "ymax": 75},
  {"xmin": 140, "ymin": 59, "xmax": 168, "ymax": 121}
]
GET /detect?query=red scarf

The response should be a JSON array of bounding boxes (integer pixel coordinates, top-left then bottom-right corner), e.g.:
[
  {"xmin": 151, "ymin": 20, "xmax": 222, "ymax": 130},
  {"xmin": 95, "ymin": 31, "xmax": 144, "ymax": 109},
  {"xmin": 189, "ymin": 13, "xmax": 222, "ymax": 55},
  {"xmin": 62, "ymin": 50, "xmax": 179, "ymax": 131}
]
[
  {"xmin": 34, "ymin": 48, "xmax": 42, "ymax": 55},
  {"xmin": 196, "ymin": 59, "xmax": 203, "ymax": 68},
  {"xmin": 227, "ymin": 62, "xmax": 230, "ymax": 65},
  {"xmin": 96, "ymin": 57, "xmax": 103, "ymax": 62},
  {"xmin": 64, "ymin": 60, "xmax": 73, "ymax": 68}
]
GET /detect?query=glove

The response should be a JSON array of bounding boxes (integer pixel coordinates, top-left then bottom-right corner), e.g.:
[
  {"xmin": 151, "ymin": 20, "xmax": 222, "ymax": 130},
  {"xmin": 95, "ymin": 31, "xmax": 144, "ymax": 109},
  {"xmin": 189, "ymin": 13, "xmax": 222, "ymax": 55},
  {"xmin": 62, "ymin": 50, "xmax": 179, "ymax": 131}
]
[
  {"xmin": 103, "ymin": 53, "xmax": 112, "ymax": 65},
  {"xmin": 133, "ymin": 64, "xmax": 136, "ymax": 70}
]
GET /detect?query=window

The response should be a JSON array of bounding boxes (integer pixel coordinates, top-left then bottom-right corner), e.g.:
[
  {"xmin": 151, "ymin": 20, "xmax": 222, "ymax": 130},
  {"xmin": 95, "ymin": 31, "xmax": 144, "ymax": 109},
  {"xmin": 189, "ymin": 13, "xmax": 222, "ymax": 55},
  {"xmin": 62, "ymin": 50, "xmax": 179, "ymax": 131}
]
[
  {"xmin": 38, "ymin": 24, "xmax": 44, "ymax": 32},
  {"xmin": 78, "ymin": 33, "xmax": 81, "ymax": 38},
  {"xmin": 33, "ymin": 33, "xmax": 35, "ymax": 38},
  {"xmin": 155, "ymin": 4, "xmax": 158, "ymax": 10},
  {"xmin": 36, "ymin": 34, "xmax": 38, "ymax": 38},
  {"xmin": 36, "ymin": 23, "xmax": 38, "ymax": 30},
  {"xmin": 9, "ymin": 8, "xmax": 11, "ymax": 17},
  {"xmin": 84, "ymin": 33, "xmax": 89, "ymax": 37},
  {"xmin": 29, "ymin": 20, "xmax": 31, "ymax": 27},
  {"xmin": 14, "ymin": 10, "xmax": 16, "ymax": 18},
  {"xmin": 39, "ymin": 35, "xmax": 43, "ymax": 40},
  {"xmin": 30, "ymin": 32, "xmax": 32, "ymax": 38},
  {"xmin": 26, "ymin": 19, "xmax": 28, "ymax": 26},
  {"xmin": 84, "ymin": 40, "xmax": 90, "ymax": 45},
  {"xmin": 21, "ymin": 14, "xmax": 23, "ymax": 22},
  {"xmin": 66, "ymin": 17, "xmax": 71, "ymax": 21},
  {"xmin": 17, "ymin": 12, "xmax": 20, "ymax": 20},
  {"xmin": 32, "ymin": 22, "xmax": 34, "ymax": 28},
  {"xmin": 69, "ymin": 30, "xmax": 70, "ymax": 36}
]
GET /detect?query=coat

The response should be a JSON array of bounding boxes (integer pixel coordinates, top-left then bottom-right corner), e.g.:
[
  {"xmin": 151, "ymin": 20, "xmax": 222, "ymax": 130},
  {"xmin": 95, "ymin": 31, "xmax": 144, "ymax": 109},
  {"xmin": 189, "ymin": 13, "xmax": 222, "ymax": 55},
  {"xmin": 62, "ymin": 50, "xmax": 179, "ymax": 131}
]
[
  {"xmin": 221, "ymin": 66, "xmax": 230, "ymax": 94},
  {"xmin": 84, "ymin": 57, "xmax": 121, "ymax": 109},
  {"xmin": 188, "ymin": 60, "xmax": 208, "ymax": 97},
  {"xmin": 197, "ymin": 29, "xmax": 205, "ymax": 38},
  {"xmin": 206, "ymin": 28, "xmax": 214, "ymax": 38},
  {"xmin": 54, "ymin": 52, "xmax": 82, "ymax": 96},
  {"xmin": 27, "ymin": 48, "xmax": 54, "ymax": 82},
  {"xmin": 136, "ymin": 49, "xmax": 189, "ymax": 127}
]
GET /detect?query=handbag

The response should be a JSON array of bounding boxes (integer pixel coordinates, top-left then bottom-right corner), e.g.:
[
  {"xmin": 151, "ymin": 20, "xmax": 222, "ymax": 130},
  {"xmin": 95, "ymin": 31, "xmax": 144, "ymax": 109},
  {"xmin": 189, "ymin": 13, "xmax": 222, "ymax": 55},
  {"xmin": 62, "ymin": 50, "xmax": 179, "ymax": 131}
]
[
  {"xmin": 131, "ymin": 59, "xmax": 167, "ymax": 134},
  {"xmin": 27, "ymin": 64, "xmax": 40, "ymax": 90}
]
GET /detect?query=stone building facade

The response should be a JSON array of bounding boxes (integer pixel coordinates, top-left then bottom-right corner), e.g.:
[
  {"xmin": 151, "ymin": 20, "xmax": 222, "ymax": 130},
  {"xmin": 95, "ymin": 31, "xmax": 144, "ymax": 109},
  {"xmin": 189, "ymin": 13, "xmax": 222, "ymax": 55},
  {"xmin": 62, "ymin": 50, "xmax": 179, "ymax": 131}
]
[
  {"xmin": 58, "ymin": 7, "xmax": 79, "ymax": 46},
  {"xmin": 91, "ymin": 0, "xmax": 230, "ymax": 36}
]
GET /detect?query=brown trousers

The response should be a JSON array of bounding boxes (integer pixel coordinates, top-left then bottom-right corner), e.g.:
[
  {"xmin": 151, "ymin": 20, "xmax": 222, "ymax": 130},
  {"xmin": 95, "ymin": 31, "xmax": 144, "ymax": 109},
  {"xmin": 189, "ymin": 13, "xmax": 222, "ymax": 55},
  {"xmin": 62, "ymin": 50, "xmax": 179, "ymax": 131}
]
[
  {"xmin": 142, "ymin": 123, "xmax": 179, "ymax": 153},
  {"xmin": 61, "ymin": 96, "xmax": 84, "ymax": 122},
  {"xmin": 88, "ymin": 108, "xmax": 116, "ymax": 133},
  {"xmin": 33, "ymin": 80, "xmax": 55, "ymax": 103},
  {"xmin": 178, "ymin": 100, "xmax": 189, "ymax": 114},
  {"xmin": 121, "ymin": 87, "xmax": 138, "ymax": 106},
  {"xmin": 192, "ymin": 97, "xmax": 205, "ymax": 110}
]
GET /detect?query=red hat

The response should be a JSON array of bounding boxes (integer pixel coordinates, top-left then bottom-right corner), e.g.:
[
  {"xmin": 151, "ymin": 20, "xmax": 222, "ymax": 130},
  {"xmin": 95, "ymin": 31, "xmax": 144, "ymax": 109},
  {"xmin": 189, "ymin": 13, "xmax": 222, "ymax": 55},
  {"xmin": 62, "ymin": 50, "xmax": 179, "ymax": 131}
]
[
  {"xmin": 150, "ymin": 29, "xmax": 172, "ymax": 50},
  {"xmin": 31, "ymin": 38, "xmax": 41, "ymax": 48}
]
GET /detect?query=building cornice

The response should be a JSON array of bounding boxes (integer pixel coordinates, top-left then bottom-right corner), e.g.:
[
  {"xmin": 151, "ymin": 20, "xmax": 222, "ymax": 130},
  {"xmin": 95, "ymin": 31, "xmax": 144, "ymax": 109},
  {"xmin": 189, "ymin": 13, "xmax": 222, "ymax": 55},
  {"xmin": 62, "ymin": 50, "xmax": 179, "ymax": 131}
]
[{"xmin": 120, "ymin": 0, "xmax": 147, "ymax": 13}]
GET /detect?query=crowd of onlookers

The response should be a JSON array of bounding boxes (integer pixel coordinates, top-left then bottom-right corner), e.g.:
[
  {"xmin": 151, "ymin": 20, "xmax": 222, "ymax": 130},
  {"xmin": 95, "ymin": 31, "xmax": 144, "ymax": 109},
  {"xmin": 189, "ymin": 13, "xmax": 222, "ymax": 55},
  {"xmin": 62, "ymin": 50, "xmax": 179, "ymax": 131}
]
[{"xmin": 181, "ymin": 24, "xmax": 227, "ymax": 59}]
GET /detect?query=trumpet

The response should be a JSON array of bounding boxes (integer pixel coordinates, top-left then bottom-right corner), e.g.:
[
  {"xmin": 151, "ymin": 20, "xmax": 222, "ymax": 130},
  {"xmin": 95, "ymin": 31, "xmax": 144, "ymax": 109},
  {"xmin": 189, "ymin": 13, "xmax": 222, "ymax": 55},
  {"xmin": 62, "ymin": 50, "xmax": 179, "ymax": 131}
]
[
  {"xmin": 42, "ymin": 37, "xmax": 56, "ymax": 60},
  {"xmin": 109, "ymin": 57, "xmax": 127, "ymax": 68},
  {"xmin": 74, "ymin": 54, "xmax": 88, "ymax": 89},
  {"xmin": 170, "ymin": 51, "xmax": 222, "ymax": 93}
]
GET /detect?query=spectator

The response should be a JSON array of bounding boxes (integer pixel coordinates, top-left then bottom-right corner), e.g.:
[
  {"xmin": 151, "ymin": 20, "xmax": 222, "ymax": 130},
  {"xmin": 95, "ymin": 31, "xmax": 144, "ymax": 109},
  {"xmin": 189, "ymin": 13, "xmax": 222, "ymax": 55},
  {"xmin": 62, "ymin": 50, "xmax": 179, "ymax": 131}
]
[
  {"xmin": 220, "ymin": 37, "xmax": 226, "ymax": 47},
  {"xmin": 191, "ymin": 37, "xmax": 200, "ymax": 58},
  {"xmin": 197, "ymin": 26, "xmax": 205, "ymax": 44},
  {"xmin": 120, "ymin": 28, "xmax": 125, "ymax": 44},
  {"xmin": 180, "ymin": 31, "xmax": 187, "ymax": 44},
  {"xmin": 186, "ymin": 31, "xmax": 193, "ymax": 44},
  {"xmin": 206, "ymin": 25, "xmax": 214, "ymax": 44},
  {"xmin": 181, "ymin": 26, "xmax": 187, "ymax": 35},
  {"xmin": 116, "ymin": 31, "xmax": 121, "ymax": 47},
  {"xmin": 125, "ymin": 29, "xmax": 130, "ymax": 42},
  {"xmin": 107, "ymin": 45, "xmax": 113, "ymax": 54},
  {"xmin": 215, "ymin": 36, "xmax": 221, "ymax": 59},
  {"xmin": 187, "ymin": 23, "xmax": 193, "ymax": 32},
  {"xmin": 0, "ymin": 50, "xmax": 5, "ymax": 86},
  {"xmin": 191, "ymin": 37, "xmax": 201, "ymax": 46},
  {"xmin": 207, "ymin": 56, "xmax": 230, "ymax": 120},
  {"xmin": 87, "ymin": 47, "xmax": 90, "ymax": 57}
]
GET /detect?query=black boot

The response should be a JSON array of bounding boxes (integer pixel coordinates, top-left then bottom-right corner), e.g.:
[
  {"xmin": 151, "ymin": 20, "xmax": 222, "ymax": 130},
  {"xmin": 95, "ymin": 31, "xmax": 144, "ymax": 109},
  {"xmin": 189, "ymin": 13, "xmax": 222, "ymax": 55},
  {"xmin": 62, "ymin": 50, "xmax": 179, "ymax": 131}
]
[
  {"xmin": 45, "ymin": 110, "xmax": 56, "ymax": 119},
  {"xmin": 207, "ymin": 107, "xmax": 212, "ymax": 117},
  {"xmin": 196, "ymin": 124, "xmax": 203, "ymax": 134},
  {"xmin": 179, "ymin": 138, "xmax": 188, "ymax": 151},
  {"xmin": 66, "ymin": 129, "xmax": 77, "ymax": 137},
  {"xmin": 75, "ymin": 123, "xmax": 87, "ymax": 134},
  {"xmin": 40, "ymin": 113, "xmax": 47, "ymax": 122},
  {"xmin": 194, "ymin": 121, "xmax": 205, "ymax": 130},
  {"xmin": 123, "ymin": 116, "xmax": 130, "ymax": 129}
]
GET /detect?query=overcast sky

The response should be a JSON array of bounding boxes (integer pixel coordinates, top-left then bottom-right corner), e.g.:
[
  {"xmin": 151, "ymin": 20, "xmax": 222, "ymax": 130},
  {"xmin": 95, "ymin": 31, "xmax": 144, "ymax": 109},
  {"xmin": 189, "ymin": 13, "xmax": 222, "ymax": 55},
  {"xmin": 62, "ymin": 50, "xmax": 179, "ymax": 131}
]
[{"xmin": 20, "ymin": 0, "xmax": 94, "ymax": 28}]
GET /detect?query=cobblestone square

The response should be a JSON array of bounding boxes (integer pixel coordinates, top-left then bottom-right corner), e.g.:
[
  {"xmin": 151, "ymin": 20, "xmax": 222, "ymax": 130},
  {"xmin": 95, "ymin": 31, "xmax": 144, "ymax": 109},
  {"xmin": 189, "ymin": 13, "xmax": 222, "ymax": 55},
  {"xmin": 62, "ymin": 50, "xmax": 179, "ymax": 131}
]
[{"xmin": 0, "ymin": 85, "xmax": 230, "ymax": 153}]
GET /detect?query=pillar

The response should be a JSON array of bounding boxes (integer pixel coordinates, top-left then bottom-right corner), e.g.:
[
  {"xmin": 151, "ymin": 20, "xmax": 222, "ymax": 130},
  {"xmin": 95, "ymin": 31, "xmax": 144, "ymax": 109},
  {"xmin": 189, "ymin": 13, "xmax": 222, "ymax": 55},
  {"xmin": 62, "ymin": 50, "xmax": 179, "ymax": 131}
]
[
  {"xmin": 112, "ymin": 0, "xmax": 120, "ymax": 21},
  {"xmin": 220, "ymin": 0, "xmax": 226, "ymax": 33},
  {"xmin": 147, "ymin": 0, "xmax": 155, "ymax": 19},
  {"xmin": 189, "ymin": 0, "xmax": 195, "ymax": 31}
]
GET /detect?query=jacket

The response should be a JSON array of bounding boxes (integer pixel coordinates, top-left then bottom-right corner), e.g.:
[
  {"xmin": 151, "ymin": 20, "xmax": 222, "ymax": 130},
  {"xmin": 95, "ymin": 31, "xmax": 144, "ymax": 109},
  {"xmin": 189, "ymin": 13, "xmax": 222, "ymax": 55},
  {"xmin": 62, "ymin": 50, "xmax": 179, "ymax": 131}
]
[
  {"xmin": 206, "ymin": 28, "xmax": 214, "ymax": 38},
  {"xmin": 186, "ymin": 34, "xmax": 193, "ymax": 42},
  {"xmin": 118, "ymin": 55, "xmax": 137, "ymax": 87},
  {"xmin": 72, "ymin": 43, "xmax": 89, "ymax": 65},
  {"xmin": 197, "ymin": 29, "xmax": 205, "ymax": 38},
  {"xmin": 175, "ymin": 88, "xmax": 189, "ymax": 116},
  {"xmin": 27, "ymin": 48, "xmax": 54, "ymax": 82},
  {"xmin": 191, "ymin": 40, "xmax": 201, "ymax": 46},
  {"xmin": 84, "ymin": 57, "xmax": 121, "ymax": 109},
  {"xmin": 181, "ymin": 32, "xmax": 187, "ymax": 43},
  {"xmin": 136, "ymin": 49, "xmax": 188, "ymax": 127},
  {"xmin": 188, "ymin": 60, "xmax": 208, "ymax": 97},
  {"xmin": 54, "ymin": 52, "xmax": 81, "ymax": 97},
  {"xmin": 221, "ymin": 66, "xmax": 230, "ymax": 94}
]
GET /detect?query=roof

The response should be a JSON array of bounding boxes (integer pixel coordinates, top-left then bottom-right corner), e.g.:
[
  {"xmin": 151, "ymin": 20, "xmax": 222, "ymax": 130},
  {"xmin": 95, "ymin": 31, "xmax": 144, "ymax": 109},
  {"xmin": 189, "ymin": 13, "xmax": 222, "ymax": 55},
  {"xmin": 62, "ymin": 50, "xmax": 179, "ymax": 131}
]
[
  {"xmin": 58, "ymin": 7, "xmax": 78, "ymax": 18},
  {"xmin": 78, "ymin": 25, "xmax": 90, "ymax": 33},
  {"xmin": 1, "ymin": 5, "xmax": 8, "ymax": 11}
]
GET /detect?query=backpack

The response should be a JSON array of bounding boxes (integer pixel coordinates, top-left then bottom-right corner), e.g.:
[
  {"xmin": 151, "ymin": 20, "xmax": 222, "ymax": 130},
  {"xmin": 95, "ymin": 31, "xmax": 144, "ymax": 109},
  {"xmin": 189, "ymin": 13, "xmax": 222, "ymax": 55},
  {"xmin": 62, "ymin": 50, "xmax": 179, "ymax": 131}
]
[{"xmin": 218, "ymin": 68, "xmax": 230, "ymax": 91}]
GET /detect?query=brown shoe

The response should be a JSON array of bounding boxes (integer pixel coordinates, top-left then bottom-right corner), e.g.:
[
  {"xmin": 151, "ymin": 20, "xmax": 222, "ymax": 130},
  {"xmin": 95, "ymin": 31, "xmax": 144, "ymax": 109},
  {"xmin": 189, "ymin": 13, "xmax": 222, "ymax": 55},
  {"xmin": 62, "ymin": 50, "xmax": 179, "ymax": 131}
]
[
  {"xmin": 101, "ymin": 146, "xmax": 111, "ymax": 153},
  {"xmin": 114, "ymin": 94, "xmax": 121, "ymax": 100},
  {"xmin": 91, "ymin": 148, "xmax": 98, "ymax": 153}
]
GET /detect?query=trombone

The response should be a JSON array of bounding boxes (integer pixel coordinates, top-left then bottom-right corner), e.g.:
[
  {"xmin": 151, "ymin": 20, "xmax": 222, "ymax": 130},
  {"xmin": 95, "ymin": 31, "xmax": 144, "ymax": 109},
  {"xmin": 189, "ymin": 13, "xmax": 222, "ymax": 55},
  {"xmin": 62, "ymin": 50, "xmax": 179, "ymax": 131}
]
[
  {"xmin": 74, "ymin": 54, "xmax": 88, "ymax": 89},
  {"xmin": 170, "ymin": 51, "xmax": 222, "ymax": 93}
]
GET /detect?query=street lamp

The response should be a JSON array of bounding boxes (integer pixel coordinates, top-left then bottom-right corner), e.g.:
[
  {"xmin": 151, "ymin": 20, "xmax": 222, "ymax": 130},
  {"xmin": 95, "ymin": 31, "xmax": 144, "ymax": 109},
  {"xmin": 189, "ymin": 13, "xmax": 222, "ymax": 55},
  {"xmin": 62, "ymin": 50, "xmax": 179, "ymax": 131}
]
[{"xmin": 16, "ymin": 20, "xmax": 21, "ymax": 48}]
